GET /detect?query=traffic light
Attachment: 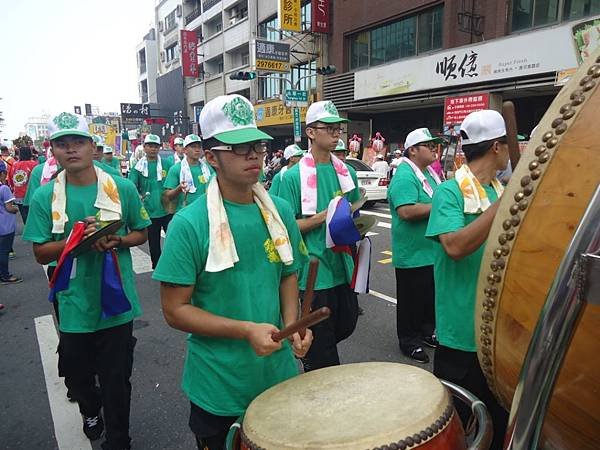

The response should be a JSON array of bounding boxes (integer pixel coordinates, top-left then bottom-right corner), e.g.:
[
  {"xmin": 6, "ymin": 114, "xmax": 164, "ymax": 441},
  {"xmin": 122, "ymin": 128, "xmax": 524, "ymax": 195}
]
[
  {"xmin": 230, "ymin": 71, "xmax": 257, "ymax": 81},
  {"xmin": 316, "ymin": 65, "xmax": 336, "ymax": 75}
]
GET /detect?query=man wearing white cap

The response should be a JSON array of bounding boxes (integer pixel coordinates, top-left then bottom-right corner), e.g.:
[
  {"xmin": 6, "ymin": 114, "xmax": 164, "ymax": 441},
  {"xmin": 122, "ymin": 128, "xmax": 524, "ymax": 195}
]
[
  {"xmin": 331, "ymin": 138, "xmax": 348, "ymax": 160},
  {"xmin": 278, "ymin": 100, "xmax": 361, "ymax": 372},
  {"xmin": 153, "ymin": 94, "xmax": 311, "ymax": 450},
  {"xmin": 92, "ymin": 137, "xmax": 122, "ymax": 178},
  {"xmin": 371, "ymin": 153, "xmax": 389, "ymax": 178},
  {"xmin": 269, "ymin": 143, "xmax": 304, "ymax": 196},
  {"xmin": 389, "ymin": 148, "xmax": 403, "ymax": 177},
  {"xmin": 163, "ymin": 134, "xmax": 214, "ymax": 211},
  {"xmin": 102, "ymin": 146, "xmax": 122, "ymax": 174},
  {"xmin": 172, "ymin": 136, "xmax": 185, "ymax": 163},
  {"xmin": 389, "ymin": 128, "xmax": 443, "ymax": 364},
  {"xmin": 23, "ymin": 112, "xmax": 151, "ymax": 450},
  {"xmin": 425, "ymin": 109, "xmax": 509, "ymax": 449},
  {"xmin": 129, "ymin": 134, "xmax": 173, "ymax": 269}
]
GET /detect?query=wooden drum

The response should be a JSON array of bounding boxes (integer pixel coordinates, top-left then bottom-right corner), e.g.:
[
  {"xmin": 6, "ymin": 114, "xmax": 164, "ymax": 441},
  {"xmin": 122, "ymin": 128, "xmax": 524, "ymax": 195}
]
[
  {"xmin": 235, "ymin": 362, "xmax": 474, "ymax": 450},
  {"xmin": 475, "ymin": 50, "xmax": 600, "ymax": 448}
]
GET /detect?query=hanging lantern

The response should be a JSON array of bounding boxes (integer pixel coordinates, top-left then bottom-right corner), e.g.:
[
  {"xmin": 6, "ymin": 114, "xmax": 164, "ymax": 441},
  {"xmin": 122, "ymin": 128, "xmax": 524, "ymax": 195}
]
[
  {"xmin": 371, "ymin": 132, "xmax": 385, "ymax": 152},
  {"xmin": 348, "ymin": 134, "xmax": 362, "ymax": 153}
]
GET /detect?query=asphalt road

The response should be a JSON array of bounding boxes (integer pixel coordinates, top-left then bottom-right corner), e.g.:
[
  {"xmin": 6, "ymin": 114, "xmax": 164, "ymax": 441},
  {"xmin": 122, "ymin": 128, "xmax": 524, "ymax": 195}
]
[{"xmin": 0, "ymin": 200, "xmax": 435, "ymax": 450}]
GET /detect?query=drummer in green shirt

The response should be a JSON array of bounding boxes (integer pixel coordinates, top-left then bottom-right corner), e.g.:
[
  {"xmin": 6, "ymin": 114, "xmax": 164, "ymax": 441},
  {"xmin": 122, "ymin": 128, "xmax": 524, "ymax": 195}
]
[
  {"xmin": 425, "ymin": 109, "xmax": 509, "ymax": 449},
  {"xmin": 153, "ymin": 94, "xmax": 312, "ymax": 450},
  {"xmin": 102, "ymin": 146, "xmax": 122, "ymax": 175},
  {"xmin": 162, "ymin": 134, "xmax": 214, "ymax": 211},
  {"xmin": 128, "ymin": 134, "xmax": 173, "ymax": 269}
]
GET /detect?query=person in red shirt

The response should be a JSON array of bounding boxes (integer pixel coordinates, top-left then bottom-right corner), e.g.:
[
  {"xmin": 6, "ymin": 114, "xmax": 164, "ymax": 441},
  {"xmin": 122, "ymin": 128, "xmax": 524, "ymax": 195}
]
[{"xmin": 8, "ymin": 147, "xmax": 37, "ymax": 224}]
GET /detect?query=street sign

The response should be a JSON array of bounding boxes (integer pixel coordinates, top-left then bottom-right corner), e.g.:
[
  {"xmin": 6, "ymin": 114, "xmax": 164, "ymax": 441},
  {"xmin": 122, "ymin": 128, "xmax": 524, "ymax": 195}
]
[
  {"xmin": 254, "ymin": 39, "xmax": 290, "ymax": 73},
  {"xmin": 85, "ymin": 103, "xmax": 92, "ymax": 116},
  {"xmin": 285, "ymin": 89, "xmax": 309, "ymax": 107},
  {"xmin": 293, "ymin": 107, "xmax": 302, "ymax": 143},
  {"xmin": 74, "ymin": 106, "xmax": 82, "ymax": 115},
  {"xmin": 120, "ymin": 103, "xmax": 151, "ymax": 119}
]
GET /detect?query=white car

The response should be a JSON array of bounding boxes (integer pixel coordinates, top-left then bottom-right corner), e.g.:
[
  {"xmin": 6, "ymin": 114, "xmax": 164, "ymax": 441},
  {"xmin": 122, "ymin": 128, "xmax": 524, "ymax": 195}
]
[{"xmin": 345, "ymin": 158, "xmax": 389, "ymax": 205}]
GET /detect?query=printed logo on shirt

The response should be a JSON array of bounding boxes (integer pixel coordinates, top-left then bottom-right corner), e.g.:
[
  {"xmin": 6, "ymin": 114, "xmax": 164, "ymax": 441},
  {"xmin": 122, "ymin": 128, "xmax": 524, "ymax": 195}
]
[
  {"xmin": 332, "ymin": 189, "xmax": 343, "ymax": 197},
  {"xmin": 12, "ymin": 169, "xmax": 29, "ymax": 187},
  {"xmin": 263, "ymin": 238, "xmax": 281, "ymax": 263},
  {"xmin": 140, "ymin": 206, "xmax": 149, "ymax": 220},
  {"xmin": 198, "ymin": 175, "xmax": 207, "ymax": 184},
  {"xmin": 299, "ymin": 240, "xmax": 308, "ymax": 256},
  {"xmin": 162, "ymin": 170, "xmax": 167, "ymax": 178}
]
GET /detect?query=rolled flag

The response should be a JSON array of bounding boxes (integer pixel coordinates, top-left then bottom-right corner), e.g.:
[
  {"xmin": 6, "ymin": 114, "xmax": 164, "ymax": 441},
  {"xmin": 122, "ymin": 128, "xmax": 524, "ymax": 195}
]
[
  {"xmin": 48, "ymin": 221, "xmax": 86, "ymax": 302},
  {"xmin": 325, "ymin": 196, "xmax": 361, "ymax": 253},
  {"xmin": 100, "ymin": 249, "xmax": 132, "ymax": 319},
  {"xmin": 351, "ymin": 237, "xmax": 372, "ymax": 294}
]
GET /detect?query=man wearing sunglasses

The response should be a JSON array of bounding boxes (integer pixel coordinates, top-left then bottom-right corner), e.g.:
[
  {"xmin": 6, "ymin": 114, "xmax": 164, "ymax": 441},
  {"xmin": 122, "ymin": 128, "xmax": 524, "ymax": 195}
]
[
  {"xmin": 154, "ymin": 94, "xmax": 312, "ymax": 450},
  {"xmin": 425, "ymin": 110, "xmax": 509, "ymax": 449},
  {"xmin": 389, "ymin": 128, "xmax": 443, "ymax": 365},
  {"xmin": 278, "ymin": 100, "xmax": 361, "ymax": 372}
]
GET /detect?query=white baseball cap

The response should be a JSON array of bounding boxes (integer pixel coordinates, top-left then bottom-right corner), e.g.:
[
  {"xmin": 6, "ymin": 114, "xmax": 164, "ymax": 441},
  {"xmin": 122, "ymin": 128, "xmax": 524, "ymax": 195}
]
[
  {"xmin": 200, "ymin": 94, "xmax": 272, "ymax": 144},
  {"xmin": 144, "ymin": 134, "xmax": 161, "ymax": 145},
  {"xmin": 174, "ymin": 137, "xmax": 184, "ymax": 146},
  {"xmin": 184, "ymin": 134, "xmax": 202, "ymax": 147},
  {"xmin": 48, "ymin": 112, "xmax": 91, "ymax": 140},
  {"xmin": 284, "ymin": 144, "xmax": 304, "ymax": 159},
  {"xmin": 404, "ymin": 128, "xmax": 443, "ymax": 150},
  {"xmin": 305, "ymin": 101, "xmax": 349, "ymax": 126},
  {"xmin": 103, "ymin": 146, "xmax": 113, "ymax": 154},
  {"xmin": 334, "ymin": 139, "xmax": 347, "ymax": 152},
  {"xmin": 375, "ymin": 154, "xmax": 384, "ymax": 159},
  {"xmin": 460, "ymin": 110, "xmax": 506, "ymax": 145}
]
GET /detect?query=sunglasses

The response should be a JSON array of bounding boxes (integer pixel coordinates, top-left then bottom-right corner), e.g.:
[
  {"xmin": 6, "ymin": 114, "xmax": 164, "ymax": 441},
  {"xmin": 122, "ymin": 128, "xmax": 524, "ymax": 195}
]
[{"xmin": 210, "ymin": 142, "xmax": 269, "ymax": 156}]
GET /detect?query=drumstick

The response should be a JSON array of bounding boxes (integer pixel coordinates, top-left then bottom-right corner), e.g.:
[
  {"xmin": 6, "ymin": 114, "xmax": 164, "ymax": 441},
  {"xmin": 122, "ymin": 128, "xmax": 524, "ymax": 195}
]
[
  {"xmin": 299, "ymin": 259, "xmax": 320, "ymax": 339},
  {"xmin": 502, "ymin": 101, "xmax": 521, "ymax": 170},
  {"xmin": 272, "ymin": 307, "xmax": 331, "ymax": 342}
]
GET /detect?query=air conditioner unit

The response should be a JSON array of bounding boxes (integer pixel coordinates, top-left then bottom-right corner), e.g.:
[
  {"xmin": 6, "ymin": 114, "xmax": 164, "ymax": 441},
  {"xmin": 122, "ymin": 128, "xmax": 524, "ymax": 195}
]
[
  {"xmin": 176, "ymin": 5, "xmax": 182, "ymax": 17},
  {"xmin": 160, "ymin": 51, "xmax": 165, "ymax": 62},
  {"xmin": 158, "ymin": 21, "xmax": 164, "ymax": 32}
]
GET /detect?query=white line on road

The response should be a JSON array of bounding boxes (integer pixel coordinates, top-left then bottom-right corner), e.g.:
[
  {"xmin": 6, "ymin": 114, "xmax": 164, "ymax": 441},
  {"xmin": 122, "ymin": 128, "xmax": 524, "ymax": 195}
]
[
  {"xmin": 361, "ymin": 210, "xmax": 392, "ymax": 220},
  {"xmin": 366, "ymin": 231, "xmax": 379, "ymax": 237},
  {"xmin": 368, "ymin": 289, "xmax": 397, "ymax": 304},
  {"xmin": 130, "ymin": 247, "xmax": 153, "ymax": 274},
  {"xmin": 35, "ymin": 315, "xmax": 93, "ymax": 450},
  {"xmin": 376, "ymin": 221, "xmax": 391, "ymax": 229}
]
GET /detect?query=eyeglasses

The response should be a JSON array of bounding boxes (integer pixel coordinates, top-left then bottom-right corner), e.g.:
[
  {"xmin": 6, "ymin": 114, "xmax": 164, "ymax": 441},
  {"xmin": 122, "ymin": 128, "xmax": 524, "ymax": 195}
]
[
  {"xmin": 418, "ymin": 143, "xmax": 437, "ymax": 150},
  {"xmin": 210, "ymin": 142, "xmax": 269, "ymax": 156},
  {"xmin": 309, "ymin": 125, "xmax": 345, "ymax": 136}
]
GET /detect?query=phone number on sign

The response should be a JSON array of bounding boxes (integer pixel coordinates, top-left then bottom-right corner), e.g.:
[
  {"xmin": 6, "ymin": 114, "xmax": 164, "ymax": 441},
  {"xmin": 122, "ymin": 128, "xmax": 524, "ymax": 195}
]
[{"xmin": 256, "ymin": 60, "xmax": 290, "ymax": 72}]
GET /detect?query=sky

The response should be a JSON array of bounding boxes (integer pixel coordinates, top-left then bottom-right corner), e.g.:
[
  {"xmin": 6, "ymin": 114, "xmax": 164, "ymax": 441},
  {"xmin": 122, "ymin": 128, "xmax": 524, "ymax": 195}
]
[{"xmin": 0, "ymin": 0, "xmax": 155, "ymax": 140}]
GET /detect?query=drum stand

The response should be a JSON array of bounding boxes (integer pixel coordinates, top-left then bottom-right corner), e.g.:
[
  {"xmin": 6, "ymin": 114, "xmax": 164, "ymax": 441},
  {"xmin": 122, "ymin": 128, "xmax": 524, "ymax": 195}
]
[{"xmin": 504, "ymin": 185, "xmax": 600, "ymax": 450}]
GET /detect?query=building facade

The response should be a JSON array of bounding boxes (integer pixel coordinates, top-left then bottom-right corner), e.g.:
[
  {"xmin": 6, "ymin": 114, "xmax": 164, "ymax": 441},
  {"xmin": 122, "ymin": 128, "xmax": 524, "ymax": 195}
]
[
  {"xmin": 136, "ymin": 28, "xmax": 159, "ymax": 104},
  {"xmin": 324, "ymin": 0, "xmax": 600, "ymax": 151},
  {"xmin": 24, "ymin": 114, "xmax": 50, "ymax": 141}
]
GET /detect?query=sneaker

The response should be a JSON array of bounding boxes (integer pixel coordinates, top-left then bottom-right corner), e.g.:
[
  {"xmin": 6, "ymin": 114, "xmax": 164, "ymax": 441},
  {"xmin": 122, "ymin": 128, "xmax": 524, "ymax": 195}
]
[
  {"xmin": 8, "ymin": 252, "xmax": 15, "ymax": 259},
  {"xmin": 83, "ymin": 414, "xmax": 104, "ymax": 441},
  {"xmin": 423, "ymin": 334, "xmax": 439, "ymax": 348},
  {"xmin": 406, "ymin": 347, "xmax": 430, "ymax": 364},
  {"xmin": 0, "ymin": 275, "xmax": 23, "ymax": 285}
]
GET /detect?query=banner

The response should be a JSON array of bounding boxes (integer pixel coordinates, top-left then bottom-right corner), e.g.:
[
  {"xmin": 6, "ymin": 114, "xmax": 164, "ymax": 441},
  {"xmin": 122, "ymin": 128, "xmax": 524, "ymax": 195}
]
[
  {"xmin": 278, "ymin": 0, "xmax": 301, "ymax": 32},
  {"xmin": 254, "ymin": 39, "xmax": 291, "ymax": 73},
  {"xmin": 255, "ymin": 100, "xmax": 307, "ymax": 127},
  {"xmin": 181, "ymin": 30, "xmax": 199, "ymax": 77},
  {"xmin": 444, "ymin": 93, "xmax": 490, "ymax": 125},
  {"xmin": 311, "ymin": 0, "xmax": 330, "ymax": 33}
]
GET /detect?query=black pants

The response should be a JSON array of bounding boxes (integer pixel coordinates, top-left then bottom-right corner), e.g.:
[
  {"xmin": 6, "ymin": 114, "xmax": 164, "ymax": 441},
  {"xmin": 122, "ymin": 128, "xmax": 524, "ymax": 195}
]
[
  {"xmin": 59, "ymin": 321, "xmax": 136, "ymax": 449},
  {"xmin": 17, "ymin": 202, "xmax": 29, "ymax": 225},
  {"xmin": 434, "ymin": 345, "xmax": 508, "ymax": 450},
  {"xmin": 148, "ymin": 214, "xmax": 172, "ymax": 269},
  {"xmin": 300, "ymin": 283, "xmax": 359, "ymax": 372},
  {"xmin": 189, "ymin": 402, "xmax": 237, "ymax": 450},
  {"xmin": 395, "ymin": 266, "xmax": 435, "ymax": 352}
]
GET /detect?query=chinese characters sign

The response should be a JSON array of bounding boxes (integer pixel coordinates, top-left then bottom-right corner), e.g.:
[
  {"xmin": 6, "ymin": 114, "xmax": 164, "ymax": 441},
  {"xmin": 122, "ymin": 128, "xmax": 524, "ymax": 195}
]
[
  {"xmin": 181, "ymin": 30, "xmax": 199, "ymax": 78},
  {"xmin": 436, "ymin": 51, "xmax": 478, "ymax": 81},
  {"xmin": 278, "ymin": 0, "xmax": 301, "ymax": 32},
  {"xmin": 311, "ymin": 0, "xmax": 330, "ymax": 34},
  {"xmin": 443, "ymin": 93, "xmax": 490, "ymax": 125},
  {"xmin": 255, "ymin": 39, "xmax": 290, "ymax": 73},
  {"xmin": 120, "ymin": 103, "xmax": 150, "ymax": 119},
  {"xmin": 255, "ymin": 100, "xmax": 307, "ymax": 127}
]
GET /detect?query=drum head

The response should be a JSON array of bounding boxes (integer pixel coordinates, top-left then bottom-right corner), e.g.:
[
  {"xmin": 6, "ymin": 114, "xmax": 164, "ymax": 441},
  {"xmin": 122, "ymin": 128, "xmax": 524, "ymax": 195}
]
[{"xmin": 242, "ymin": 362, "xmax": 453, "ymax": 450}]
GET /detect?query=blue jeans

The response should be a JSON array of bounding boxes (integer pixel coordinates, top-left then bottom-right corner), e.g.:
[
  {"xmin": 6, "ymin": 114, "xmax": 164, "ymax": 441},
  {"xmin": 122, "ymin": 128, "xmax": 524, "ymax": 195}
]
[{"xmin": 0, "ymin": 232, "xmax": 15, "ymax": 279}]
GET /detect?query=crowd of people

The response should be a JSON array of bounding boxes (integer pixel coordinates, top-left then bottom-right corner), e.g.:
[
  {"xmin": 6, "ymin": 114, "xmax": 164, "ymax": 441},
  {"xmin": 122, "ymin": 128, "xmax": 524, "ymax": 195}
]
[{"xmin": 0, "ymin": 96, "xmax": 515, "ymax": 450}]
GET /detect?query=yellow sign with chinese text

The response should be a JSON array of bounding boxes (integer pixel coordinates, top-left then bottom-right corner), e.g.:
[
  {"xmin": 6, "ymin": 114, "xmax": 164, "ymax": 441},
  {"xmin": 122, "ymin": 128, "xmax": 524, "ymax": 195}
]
[
  {"xmin": 278, "ymin": 0, "xmax": 301, "ymax": 32},
  {"xmin": 89, "ymin": 123, "xmax": 118, "ymax": 148},
  {"xmin": 255, "ymin": 100, "xmax": 307, "ymax": 127}
]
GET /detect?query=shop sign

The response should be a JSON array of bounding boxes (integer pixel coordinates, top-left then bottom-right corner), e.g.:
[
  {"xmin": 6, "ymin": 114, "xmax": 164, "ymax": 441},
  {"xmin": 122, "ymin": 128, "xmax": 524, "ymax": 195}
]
[
  {"xmin": 254, "ymin": 39, "xmax": 290, "ymax": 73},
  {"xmin": 444, "ymin": 93, "xmax": 490, "ymax": 125},
  {"xmin": 255, "ymin": 100, "xmax": 307, "ymax": 127},
  {"xmin": 278, "ymin": 0, "xmax": 301, "ymax": 32}
]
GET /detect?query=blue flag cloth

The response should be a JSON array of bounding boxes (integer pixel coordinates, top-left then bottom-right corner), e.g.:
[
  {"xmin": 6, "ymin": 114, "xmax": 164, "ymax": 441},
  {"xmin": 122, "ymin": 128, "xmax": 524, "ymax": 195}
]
[
  {"xmin": 100, "ymin": 249, "xmax": 131, "ymax": 319},
  {"xmin": 325, "ymin": 196, "xmax": 361, "ymax": 249}
]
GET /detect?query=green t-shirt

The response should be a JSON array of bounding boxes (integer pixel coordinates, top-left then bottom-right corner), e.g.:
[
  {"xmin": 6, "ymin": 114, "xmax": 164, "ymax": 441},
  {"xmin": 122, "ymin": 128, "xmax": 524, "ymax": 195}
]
[
  {"xmin": 163, "ymin": 160, "xmax": 214, "ymax": 211},
  {"xmin": 388, "ymin": 163, "xmax": 439, "ymax": 268},
  {"xmin": 128, "ymin": 159, "xmax": 173, "ymax": 218},
  {"xmin": 152, "ymin": 194, "xmax": 308, "ymax": 416},
  {"xmin": 38, "ymin": 155, "xmax": 46, "ymax": 164},
  {"xmin": 103, "ymin": 157, "xmax": 122, "ymax": 173},
  {"xmin": 97, "ymin": 160, "xmax": 122, "ymax": 177},
  {"xmin": 23, "ymin": 174, "xmax": 152, "ymax": 333},
  {"xmin": 425, "ymin": 179, "xmax": 499, "ymax": 352},
  {"xmin": 269, "ymin": 168, "xmax": 286, "ymax": 197},
  {"xmin": 23, "ymin": 164, "xmax": 44, "ymax": 206},
  {"xmin": 278, "ymin": 161, "xmax": 360, "ymax": 290}
]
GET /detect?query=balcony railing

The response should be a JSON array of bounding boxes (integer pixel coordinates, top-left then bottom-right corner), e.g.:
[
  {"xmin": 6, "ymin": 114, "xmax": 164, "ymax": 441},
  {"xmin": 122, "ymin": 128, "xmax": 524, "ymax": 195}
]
[
  {"xmin": 203, "ymin": 0, "xmax": 219, "ymax": 12},
  {"xmin": 185, "ymin": 7, "xmax": 201, "ymax": 25}
]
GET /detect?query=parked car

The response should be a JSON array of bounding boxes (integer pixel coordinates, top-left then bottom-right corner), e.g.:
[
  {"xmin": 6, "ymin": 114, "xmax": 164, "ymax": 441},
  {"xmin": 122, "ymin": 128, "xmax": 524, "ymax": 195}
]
[{"xmin": 345, "ymin": 158, "xmax": 389, "ymax": 206}]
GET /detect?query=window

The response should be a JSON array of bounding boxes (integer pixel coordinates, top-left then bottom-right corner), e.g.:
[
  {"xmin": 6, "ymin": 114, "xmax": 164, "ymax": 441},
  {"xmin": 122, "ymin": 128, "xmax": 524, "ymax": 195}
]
[
  {"xmin": 258, "ymin": 3, "xmax": 312, "ymax": 40},
  {"xmin": 242, "ymin": 52, "xmax": 250, "ymax": 66},
  {"xmin": 259, "ymin": 60, "xmax": 316, "ymax": 99},
  {"xmin": 511, "ymin": 0, "xmax": 600, "ymax": 31},
  {"xmin": 217, "ymin": 61, "xmax": 224, "ymax": 73},
  {"xmin": 165, "ymin": 10, "xmax": 177, "ymax": 33},
  {"xmin": 348, "ymin": 5, "xmax": 443, "ymax": 70},
  {"xmin": 216, "ymin": 22, "xmax": 223, "ymax": 33},
  {"xmin": 166, "ymin": 44, "xmax": 178, "ymax": 62}
]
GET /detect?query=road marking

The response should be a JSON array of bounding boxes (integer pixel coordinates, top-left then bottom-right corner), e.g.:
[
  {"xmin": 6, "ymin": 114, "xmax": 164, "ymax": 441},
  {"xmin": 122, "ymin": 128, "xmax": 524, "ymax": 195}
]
[
  {"xmin": 35, "ymin": 315, "xmax": 93, "ymax": 450},
  {"xmin": 368, "ymin": 289, "xmax": 397, "ymax": 304},
  {"xmin": 130, "ymin": 247, "xmax": 153, "ymax": 274},
  {"xmin": 376, "ymin": 221, "xmax": 391, "ymax": 229},
  {"xmin": 361, "ymin": 210, "xmax": 392, "ymax": 220},
  {"xmin": 378, "ymin": 250, "xmax": 393, "ymax": 264},
  {"xmin": 366, "ymin": 231, "xmax": 379, "ymax": 237}
]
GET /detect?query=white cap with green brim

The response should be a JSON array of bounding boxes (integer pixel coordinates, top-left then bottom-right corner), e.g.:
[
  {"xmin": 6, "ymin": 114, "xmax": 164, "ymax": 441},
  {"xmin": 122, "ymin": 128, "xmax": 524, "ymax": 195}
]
[
  {"xmin": 284, "ymin": 144, "xmax": 304, "ymax": 159},
  {"xmin": 92, "ymin": 135, "xmax": 104, "ymax": 146},
  {"xmin": 184, "ymin": 134, "xmax": 202, "ymax": 147},
  {"xmin": 103, "ymin": 146, "xmax": 113, "ymax": 154},
  {"xmin": 200, "ymin": 94, "xmax": 272, "ymax": 144},
  {"xmin": 334, "ymin": 139, "xmax": 347, "ymax": 152},
  {"xmin": 144, "ymin": 134, "xmax": 161, "ymax": 145},
  {"xmin": 305, "ymin": 101, "xmax": 349, "ymax": 126},
  {"xmin": 174, "ymin": 137, "xmax": 184, "ymax": 145},
  {"xmin": 48, "ymin": 112, "xmax": 91, "ymax": 140},
  {"xmin": 404, "ymin": 128, "xmax": 444, "ymax": 150}
]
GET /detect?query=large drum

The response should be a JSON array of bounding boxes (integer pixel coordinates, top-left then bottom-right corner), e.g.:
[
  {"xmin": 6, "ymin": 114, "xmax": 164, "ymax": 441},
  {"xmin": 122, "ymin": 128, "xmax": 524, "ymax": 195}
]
[
  {"xmin": 475, "ymin": 50, "xmax": 600, "ymax": 448},
  {"xmin": 231, "ymin": 362, "xmax": 490, "ymax": 450}
]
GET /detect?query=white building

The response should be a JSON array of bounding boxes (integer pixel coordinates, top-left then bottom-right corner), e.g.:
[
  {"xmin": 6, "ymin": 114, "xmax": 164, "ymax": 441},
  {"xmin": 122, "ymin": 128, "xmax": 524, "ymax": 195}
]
[
  {"xmin": 136, "ymin": 28, "xmax": 159, "ymax": 104},
  {"xmin": 24, "ymin": 114, "xmax": 50, "ymax": 141}
]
